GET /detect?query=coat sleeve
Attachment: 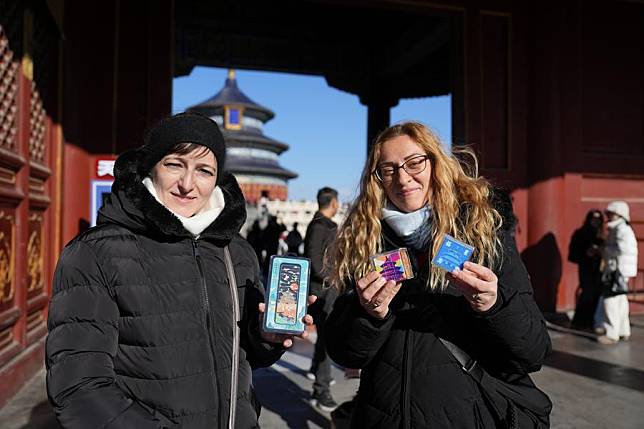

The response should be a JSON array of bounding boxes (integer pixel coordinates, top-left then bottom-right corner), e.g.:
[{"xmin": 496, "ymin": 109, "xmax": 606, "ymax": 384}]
[
  {"xmin": 614, "ymin": 223, "xmax": 639, "ymax": 278},
  {"xmin": 238, "ymin": 244, "xmax": 285, "ymax": 369},
  {"xmin": 326, "ymin": 288, "xmax": 396, "ymax": 369},
  {"xmin": 46, "ymin": 240, "xmax": 172, "ymax": 429},
  {"xmin": 471, "ymin": 230, "xmax": 552, "ymax": 375},
  {"xmin": 305, "ymin": 221, "xmax": 331, "ymax": 285}
]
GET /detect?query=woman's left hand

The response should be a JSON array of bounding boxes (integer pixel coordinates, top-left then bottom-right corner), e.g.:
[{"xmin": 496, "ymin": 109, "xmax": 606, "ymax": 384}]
[
  {"xmin": 257, "ymin": 295, "xmax": 317, "ymax": 348},
  {"xmin": 447, "ymin": 261, "xmax": 498, "ymax": 312}
]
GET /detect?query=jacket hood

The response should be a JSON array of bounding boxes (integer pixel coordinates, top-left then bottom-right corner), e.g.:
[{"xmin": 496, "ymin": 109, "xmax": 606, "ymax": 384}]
[
  {"xmin": 97, "ymin": 148, "xmax": 247, "ymax": 241},
  {"xmin": 606, "ymin": 200, "xmax": 630, "ymax": 222}
]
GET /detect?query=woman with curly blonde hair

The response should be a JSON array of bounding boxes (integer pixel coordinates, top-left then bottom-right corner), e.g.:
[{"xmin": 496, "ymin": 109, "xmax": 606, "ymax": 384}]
[{"xmin": 326, "ymin": 122, "xmax": 551, "ymax": 428}]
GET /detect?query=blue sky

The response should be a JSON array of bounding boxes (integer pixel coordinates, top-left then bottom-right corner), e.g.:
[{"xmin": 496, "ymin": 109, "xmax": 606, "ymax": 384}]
[{"xmin": 172, "ymin": 67, "xmax": 451, "ymax": 202}]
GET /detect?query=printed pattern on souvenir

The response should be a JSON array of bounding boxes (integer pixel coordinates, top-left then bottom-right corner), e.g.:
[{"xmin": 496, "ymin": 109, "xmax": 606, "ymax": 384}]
[
  {"xmin": 274, "ymin": 263, "xmax": 301, "ymax": 325},
  {"xmin": 371, "ymin": 248, "xmax": 414, "ymax": 282},
  {"xmin": 431, "ymin": 234, "xmax": 474, "ymax": 272}
]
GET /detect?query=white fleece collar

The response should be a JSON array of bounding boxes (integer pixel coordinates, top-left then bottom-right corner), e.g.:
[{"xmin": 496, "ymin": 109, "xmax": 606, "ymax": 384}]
[{"xmin": 142, "ymin": 177, "xmax": 225, "ymax": 237}]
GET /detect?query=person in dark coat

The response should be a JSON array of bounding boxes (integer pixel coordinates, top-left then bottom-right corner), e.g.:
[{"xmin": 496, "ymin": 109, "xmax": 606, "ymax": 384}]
[
  {"xmin": 261, "ymin": 215, "xmax": 286, "ymax": 274},
  {"xmin": 304, "ymin": 187, "xmax": 340, "ymax": 412},
  {"xmin": 45, "ymin": 113, "xmax": 313, "ymax": 429},
  {"xmin": 568, "ymin": 209, "xmax": 604, "ymax": 330},
  {"xmin": 326, "ymin": 122, "xmax": 552, "ymax": 428},
  {"xmin": 285, "ymin": 222, "xmax": 303, "ymax": 255},
  {"xmin": 246, "ymin": 219, "xmax": 265, "ymax": 268}
]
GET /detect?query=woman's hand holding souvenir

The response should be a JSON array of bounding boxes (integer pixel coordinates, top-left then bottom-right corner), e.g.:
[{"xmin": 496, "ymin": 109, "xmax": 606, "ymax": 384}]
[
  {"xmin": 355, "ymin": 271, "xmax": 402, "ymax": 319},
  {"xmin": 258, "ymin": 295, "xmax": 317, "ymax": 348},
  {"xmin": 448, "ymin": 261, "xmax": 498, "ymax": 312}
]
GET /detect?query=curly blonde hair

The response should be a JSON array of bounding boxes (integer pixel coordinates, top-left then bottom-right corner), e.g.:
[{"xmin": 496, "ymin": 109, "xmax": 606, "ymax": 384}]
[{"xmin": 330, "ymin": 122, "xmax": 503, "ymax": 293}]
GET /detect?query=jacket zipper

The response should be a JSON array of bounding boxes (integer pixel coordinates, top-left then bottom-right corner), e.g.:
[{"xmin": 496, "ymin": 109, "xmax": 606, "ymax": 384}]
[
  {"xmin": 401, "ymin": 329, "xmax": 413, "ymax": 429},
  {"xmin": 192, "ymin": 239, "xmax": 221, "ymax": 427},
  {"xmin": 223, "ymin": 246, "xmax": 241, "ymax": 429},
  {"xmin": 383, "ymin": 230, "xmax": 415, "ymax": 428}
]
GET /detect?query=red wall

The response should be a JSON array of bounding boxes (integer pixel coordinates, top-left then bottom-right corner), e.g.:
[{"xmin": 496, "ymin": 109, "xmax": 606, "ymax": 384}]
[
  {"xmin": 241, "ymin": 183, "xmax": 288, "ymax": 204},
  {"xmin": 457, "ymin": 0, "xmax": 644, "ymax": 313}
]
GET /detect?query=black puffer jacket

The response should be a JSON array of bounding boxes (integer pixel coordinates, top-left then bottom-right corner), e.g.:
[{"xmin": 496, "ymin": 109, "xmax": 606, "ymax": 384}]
[
  {"xmin": 326, "ymin": 201, "xmax": 551, "ymax": 428},
  {"xmin": 46, "ymin": 149, "xmax": 283, "ymax": 429},
  {"xmin": 304, "ymin": 211, "xmax": 338, "ymax": 296}
]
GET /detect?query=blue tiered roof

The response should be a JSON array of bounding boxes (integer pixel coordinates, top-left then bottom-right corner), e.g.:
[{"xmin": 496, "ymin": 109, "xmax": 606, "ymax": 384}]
[{"xmin": 188, "ymin": 70, "xmax": 297, "ymax": 180}]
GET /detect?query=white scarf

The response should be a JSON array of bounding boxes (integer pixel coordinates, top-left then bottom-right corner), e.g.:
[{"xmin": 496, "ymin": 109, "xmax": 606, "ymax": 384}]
[
  {"xmin": 142, "ymin": 177, "xmax": 225, "ymax": 237},
  {"xmin": 381, "ymin": 202, "xmax": 433, "ymax": 252},
  {"xmin": 382, "ymin": 202, "xmax": 431, "ymax": 237}
]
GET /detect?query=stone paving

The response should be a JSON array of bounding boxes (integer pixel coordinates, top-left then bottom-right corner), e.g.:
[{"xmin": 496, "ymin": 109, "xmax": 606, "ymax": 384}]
[{"xmin": 2, "ymin": 316, "xmax": 644, "ymax": 429}]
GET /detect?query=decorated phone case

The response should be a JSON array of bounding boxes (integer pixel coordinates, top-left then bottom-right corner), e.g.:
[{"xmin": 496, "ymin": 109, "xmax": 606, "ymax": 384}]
[{"xmin": 263, "ymin": 256, "xmax": 310, "ymax": 334}]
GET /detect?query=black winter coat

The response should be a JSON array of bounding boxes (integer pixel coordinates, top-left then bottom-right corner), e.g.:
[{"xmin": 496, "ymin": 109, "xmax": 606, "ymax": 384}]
[
  {"xmin": 304, "ymin": 212, "xmax": 337, "ymax": 297},
  {"xmin": 46, "ymin": 149, "xmax": 283, "ymax": 429},
  {"xmin": 326, "ymin": 206, "xmax": 551, "ymax": 428},
  {"xmin": 568, "ymin": 226, "xmax": 603, "ymax": 291}
]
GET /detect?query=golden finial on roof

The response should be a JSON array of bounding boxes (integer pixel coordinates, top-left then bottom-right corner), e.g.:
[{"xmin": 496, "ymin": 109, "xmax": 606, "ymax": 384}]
[{"xmin": 227, "ymin": 69, "xmax": 236, "ymax": 80}]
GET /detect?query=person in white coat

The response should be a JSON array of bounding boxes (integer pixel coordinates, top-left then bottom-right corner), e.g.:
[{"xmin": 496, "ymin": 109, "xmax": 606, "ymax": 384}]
[{"xmin": 595, "ymin": 200, "xmax": 638, "ymax": 344}]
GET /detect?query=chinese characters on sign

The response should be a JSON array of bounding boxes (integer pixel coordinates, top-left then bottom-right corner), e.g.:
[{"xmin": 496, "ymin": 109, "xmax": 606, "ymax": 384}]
[{"xmin": 97, "ymin": 159, "xmax": 115, "ymax": 177}]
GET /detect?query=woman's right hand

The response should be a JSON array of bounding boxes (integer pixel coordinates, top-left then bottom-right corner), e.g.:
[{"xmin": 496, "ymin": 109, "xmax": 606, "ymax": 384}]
[{"xmin": 355, "ymin": 271, "xmax": 402, "ymax": 319}]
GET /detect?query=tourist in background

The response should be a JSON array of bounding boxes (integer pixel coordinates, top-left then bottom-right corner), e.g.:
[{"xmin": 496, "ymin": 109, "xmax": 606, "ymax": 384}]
[
  {"xmin": 595, "ymin": 200, "xmax": 638, "ymax": 344},
  {"xmin": 261, "ymin": 215, "xmax": 286, "ymax": 275},
  {"xmin": 286, "ymin": 222, "xmax": 304, "ymax": 255},
  {"xmin": 305, "ymin": 187, "xmax": 340, "ymax": 412},
  {"xmin": 568, "ymin": 209, "xmax": 604, "ymax": 330}
]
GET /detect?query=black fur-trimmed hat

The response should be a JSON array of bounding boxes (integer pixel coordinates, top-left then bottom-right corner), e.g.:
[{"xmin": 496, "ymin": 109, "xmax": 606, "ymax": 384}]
[{"xmin": 139, "ymin": 112, "xmax": 226, "ymax": 181}]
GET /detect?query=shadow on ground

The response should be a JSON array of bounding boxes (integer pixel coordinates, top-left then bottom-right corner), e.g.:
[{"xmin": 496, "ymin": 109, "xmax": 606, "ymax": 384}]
[
  {"xmin": 254, "ymin": 366, "xmax": 331, "ymax": 429},
  {"xmin": 545, "ymin": 350, "xmax": 644, "ymax": 392}
]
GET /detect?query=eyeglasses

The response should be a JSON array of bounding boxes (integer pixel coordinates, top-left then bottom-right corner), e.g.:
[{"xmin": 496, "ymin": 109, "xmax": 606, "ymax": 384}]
[{"xmin": 374, "ymin": 155, "xmax": 429, "ymax": 182}]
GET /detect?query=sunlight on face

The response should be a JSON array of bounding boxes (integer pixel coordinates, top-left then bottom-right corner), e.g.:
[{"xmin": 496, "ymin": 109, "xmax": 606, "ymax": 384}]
[
  {"xmin": 151, "ymin": 148, "xmax": 217, "ymax": 217},
  {"xmin": 378, "ymin": 135, "xmax": 432, "ymax": 213}
]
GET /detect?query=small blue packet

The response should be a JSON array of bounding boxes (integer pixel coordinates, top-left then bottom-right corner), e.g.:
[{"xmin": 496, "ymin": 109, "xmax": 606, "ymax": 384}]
[
  {"xmin": 263, "ymin": 255, "xmax": 310, "ymax": 335},
  {"xmin": 431, "ymin": 234, "xmax": 474, "ymax": 272}
]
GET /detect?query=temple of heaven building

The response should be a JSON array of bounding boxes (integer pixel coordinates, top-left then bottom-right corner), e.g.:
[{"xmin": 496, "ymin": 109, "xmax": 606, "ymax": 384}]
[{"xmin": 187, "ymin": 69, "xmax": 297, "ymax": 203}]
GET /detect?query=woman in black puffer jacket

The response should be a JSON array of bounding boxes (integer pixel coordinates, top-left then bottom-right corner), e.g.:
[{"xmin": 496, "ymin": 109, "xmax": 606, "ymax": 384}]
[
  {"xmin": 46, "ymin": 113, "xmax": 310, "ymax": 428},
  {"xmin": 326, "ymin": 122, "xmax": 552, "ymax": 428}
]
